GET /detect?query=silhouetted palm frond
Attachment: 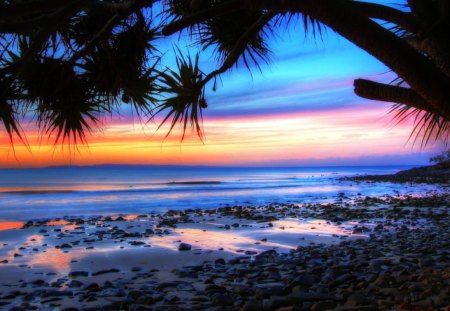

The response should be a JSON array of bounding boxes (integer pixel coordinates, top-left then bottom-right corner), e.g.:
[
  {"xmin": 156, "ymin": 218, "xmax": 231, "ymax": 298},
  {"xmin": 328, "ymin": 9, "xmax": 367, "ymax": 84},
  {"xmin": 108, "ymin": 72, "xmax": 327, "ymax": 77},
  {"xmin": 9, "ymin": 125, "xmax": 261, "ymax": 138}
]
[
  {"xmin": 15, "ymin": 57, "xmax": 97, "ymax": 144},
  {"xmin": 155, "ymin": 51, "xmax": 207, "ymax": 141},
  {"xmin": 80, "ymin": 23, "xmax": 159, "ymax": 115},
  {"xmin": 197, "ymin": 6, "xmax": 272, "ymax": 70},
  {"xmin": 0, "ymin": 78, "xmax": 24, "ymax": 141},
  {"xmin": 68, "ymin": 9, "xmax": 117, "ymax": 48},
  {"xmin": 390, "ymin": 103, "xmax": 450, "ymax": 147}
]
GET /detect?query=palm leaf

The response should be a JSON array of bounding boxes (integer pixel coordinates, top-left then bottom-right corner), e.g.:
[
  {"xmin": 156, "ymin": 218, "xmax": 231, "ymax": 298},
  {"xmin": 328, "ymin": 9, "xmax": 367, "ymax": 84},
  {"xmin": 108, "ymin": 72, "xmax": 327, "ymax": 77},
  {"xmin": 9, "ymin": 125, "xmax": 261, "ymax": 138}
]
[
  {"xmin": 196, "ymin": 4, "xmax": 273, "ymax": 70},
  {"xmin": 390, "ymin": 103, "xmax": 450, "ymax": 148},
  {"xmin": 155, "ymin": 50, "xmax": 207, "ymax": 141}
]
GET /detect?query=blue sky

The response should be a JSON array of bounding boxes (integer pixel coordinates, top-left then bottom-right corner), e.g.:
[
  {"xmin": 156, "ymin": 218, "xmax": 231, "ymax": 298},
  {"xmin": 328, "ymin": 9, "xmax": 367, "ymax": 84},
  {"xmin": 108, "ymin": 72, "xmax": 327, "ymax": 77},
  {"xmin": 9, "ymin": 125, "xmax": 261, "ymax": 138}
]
[{"xmin": 1, "ymin": 0, "xmax": 446, "ymax": 167}]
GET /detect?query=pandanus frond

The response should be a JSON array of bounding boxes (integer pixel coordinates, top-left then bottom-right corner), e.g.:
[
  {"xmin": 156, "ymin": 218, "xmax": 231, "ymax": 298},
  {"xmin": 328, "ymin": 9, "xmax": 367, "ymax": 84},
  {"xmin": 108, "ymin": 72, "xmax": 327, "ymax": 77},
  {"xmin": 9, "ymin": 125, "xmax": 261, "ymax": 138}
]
[
  {"xmin": 80, "ymin": 23, "xmax": 159, "ymax": 116},
  {"xmin": 156, "ymin": 51, "xmax": 207, "ymax": 141},
  {"xmin": 68, "ymin": 9, "xmax": 117, "ymax": 48},
  {"xmin": 197, "ymin": 4, "xmax": 272, "ymax": 70},
  {"xmin": 390, "ymin": 103, "xmax": 450, "ymax": 148},
  {"xmin": 164, "ymin": 0, "xmax": 212, "ymax": 21},
  {"xmin": 17, "ymin": 57, "xmax": 98, "ymax": 144},
  {"xmin": 0, "ymin": 78, "xmax": 24, "ymax": 141}
]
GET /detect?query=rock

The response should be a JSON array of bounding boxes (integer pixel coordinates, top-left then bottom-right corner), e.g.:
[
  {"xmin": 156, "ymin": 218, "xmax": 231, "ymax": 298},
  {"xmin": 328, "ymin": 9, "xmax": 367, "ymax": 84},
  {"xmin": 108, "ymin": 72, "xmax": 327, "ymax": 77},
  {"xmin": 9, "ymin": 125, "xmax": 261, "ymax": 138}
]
[
  {"xmin": 241, "ymin": 300, "xmax": 263, "ymax": 311},
  {"xmin": 211, "ymin": 293, "xmax": 233, "ymax": 306},
  {"xmin": 69, "ymin": 271, "xmax": 88, "ymax": 277},
  {"xmin": 205, "ymin": 284, "xmax": 227, "ymax": 293},
  {"xmin": 31, "ymin": 279, "xmax": 46, "ymax": 286},
  {"xmin": 346, "ymin": 292, "xmax": 368, "ymax": 306},
  {"xmin": 311, "ymin": 301, "xmax": 337, "ymax": 311},
  {"xmin": 127, "ymin": 290, "xmax": 144, "ymax": 301},
  {"xmin": 254, "ymin": 249, "xmax": 277, "ymax": 264},
  {"xmin": 129, "ymin": 241, "xmax": 146, "ymax": 246},
  {"xmin": 68, "ymin": 280, "xmax": 83, "ymax": 288},
  {"xmin": 215, "ymin": 258, "xmax": 226, "ymax": 265},
  {"xmin": 334, "ymin": 306, "xmax": 378, "ymax": 311},
  {"xmin": 41, "ymin": 290, "xmax": 73, "ymax": 297},
  {"xmin": 268, "ymin": 295, "xmax": 301, "ymax": 309},
  {"xmin": 255, "ymin": 282, "xmax": 286, "ymax": 298},
  {"xmin": 370, "ymin": 258, "xmax": 393, "ymax": 271},
  {"xmin": 178, "ymin": 243, "xmax": 192, "ymax": 251},
  {"xmin": 82, "ymin": 283, "xmax": 100, "ymax": 291},
  {"xmin": 289, "ymin": 272, "xmax": 317, "ymax": 288},
  {"xmin": 59, "ymin": 243, "xmax": 72, "ymax": 249},
  {"xmin": 92, "ymin": 268, "xmax": 120, "ymax": 276}
]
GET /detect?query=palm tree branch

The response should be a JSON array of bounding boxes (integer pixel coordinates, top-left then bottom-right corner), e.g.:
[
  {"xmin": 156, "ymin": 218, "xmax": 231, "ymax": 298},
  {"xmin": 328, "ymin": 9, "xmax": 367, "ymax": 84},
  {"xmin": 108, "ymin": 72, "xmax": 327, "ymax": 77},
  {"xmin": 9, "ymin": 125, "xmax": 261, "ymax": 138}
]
[
  {"xmin": 162, "ymin": 0, "xmax": 246, "ymax": 36},
  {"xmin": 349, "ymin": 1, "xmax": 419, "ymax": 34},
  {"xmin": 68, "ymin": 13, "xmax": 122, "ymax": 65},
  {"xmin": 354, "ymin": 79, "xmax": 443, "ymax": 117},
  {"xmin": 203, "ymin": 11, "xmax": 276, "ymax": 85}
]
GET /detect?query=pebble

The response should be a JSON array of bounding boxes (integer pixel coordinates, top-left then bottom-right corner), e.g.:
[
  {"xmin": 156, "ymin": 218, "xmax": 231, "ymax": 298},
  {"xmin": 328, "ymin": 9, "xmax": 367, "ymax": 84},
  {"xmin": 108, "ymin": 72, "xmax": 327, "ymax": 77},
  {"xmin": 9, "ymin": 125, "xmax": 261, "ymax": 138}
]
[{"xmin": 178, "ymin": 243, "xmax": 192, "ymax": 251}]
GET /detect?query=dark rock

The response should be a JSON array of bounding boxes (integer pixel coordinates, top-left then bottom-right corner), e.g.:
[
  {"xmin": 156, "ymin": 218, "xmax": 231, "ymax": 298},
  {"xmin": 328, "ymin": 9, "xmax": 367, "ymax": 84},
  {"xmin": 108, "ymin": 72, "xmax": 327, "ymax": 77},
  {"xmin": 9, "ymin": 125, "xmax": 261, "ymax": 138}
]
[
  {"xmin": 68, "ymin": 271, "xmax": 88, "ymax": 277},
  {"xmin": 254, "ymin": 249, "xmax": 277, "ymax": 264},
  {"xmin": 335, "ymin": 306, "xmax": 378, "ymax": 311},
  {"xmin": 214, "ymin": 258, "xmax": 226, "ymax": 265},
  {"xmin": 82, "ymin": 283, "xmax": 100, "ymax": 291},
  {"xmin": 346, "ymin": 292, "xmax": 368, "ymax": 306},
  {"xmin": 289, "ymin": 272, "xmax": 317, "ymax": 288},
  {"xmin": 41, "ymin": 290, "xmax": 73, "ymax": 297},
  {"xmin": 311, "ymin": 301, "xmax": 337, "ymax": 311},
  {"xmin": 241, "ymin": 300, "xmax": 263, "ymax": 311},
  {"xmin": 211, "ymin": 293, "xmax": 233, "ymax": 306},
  {"xmin": 129, "ymin": 241, "xmax": 146, "ymax": 246},
  {"xmin": 68, "ymin": 280, "xmax": 83, "ymax": 288},
  {"xmin": 92, "ymin": 268, "xmax": 120, "ymax": 276},
  {"xmin": 30, "ymin": 279, "xmax": 46, "ymax": 286},
  {"xmin": 228, "ymin": 256, "xmax": 251, "ymax": 265},
  {"xmin": 178, "ymin": 243, "xmax": 192, "ymax": 251}
]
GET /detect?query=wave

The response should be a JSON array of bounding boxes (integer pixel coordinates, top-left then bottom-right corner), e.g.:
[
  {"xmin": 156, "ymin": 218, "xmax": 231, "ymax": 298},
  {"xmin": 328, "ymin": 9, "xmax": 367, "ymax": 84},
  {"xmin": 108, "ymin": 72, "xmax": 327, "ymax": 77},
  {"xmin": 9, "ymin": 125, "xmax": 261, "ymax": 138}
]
[
  {"xmin": 167, "ymin": 181, "xmax": 222, "ymax": 185},
  {"xmin": 1, "ymin": 183, "xmax": 313, "ymax": 198},
  {"xmin": 0, "ymin": 190, "xmax": 75, "ymax": 195}
]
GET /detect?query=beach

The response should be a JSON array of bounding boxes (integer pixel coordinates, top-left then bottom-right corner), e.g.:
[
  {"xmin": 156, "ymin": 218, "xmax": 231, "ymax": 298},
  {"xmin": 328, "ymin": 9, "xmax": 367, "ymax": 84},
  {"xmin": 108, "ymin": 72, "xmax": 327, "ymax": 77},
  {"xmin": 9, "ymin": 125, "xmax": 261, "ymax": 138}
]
[{"xmin": 0, "ymin": 188, "xmax": 449, "ymax": 310}]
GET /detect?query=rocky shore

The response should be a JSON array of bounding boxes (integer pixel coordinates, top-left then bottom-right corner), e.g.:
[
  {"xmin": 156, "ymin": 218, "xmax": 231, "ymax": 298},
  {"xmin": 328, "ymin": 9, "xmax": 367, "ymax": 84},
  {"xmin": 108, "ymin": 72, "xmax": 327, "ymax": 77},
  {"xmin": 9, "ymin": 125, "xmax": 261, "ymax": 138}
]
[
  {"xmin": 341, "ymin": 162, "xmax": 450, "ymax": 184},
  {"xmin": 0, "ymin": 193, "xmax": 449, "ymax": 310}
]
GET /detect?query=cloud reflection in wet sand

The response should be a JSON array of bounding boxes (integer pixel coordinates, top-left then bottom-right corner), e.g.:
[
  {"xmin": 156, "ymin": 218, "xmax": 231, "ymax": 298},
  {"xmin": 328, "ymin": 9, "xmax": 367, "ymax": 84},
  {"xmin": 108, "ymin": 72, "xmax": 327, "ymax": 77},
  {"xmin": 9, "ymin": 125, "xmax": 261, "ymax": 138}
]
[{"xmin": 0, "ymin": 217, "xmax": 363, "ymax": 277}]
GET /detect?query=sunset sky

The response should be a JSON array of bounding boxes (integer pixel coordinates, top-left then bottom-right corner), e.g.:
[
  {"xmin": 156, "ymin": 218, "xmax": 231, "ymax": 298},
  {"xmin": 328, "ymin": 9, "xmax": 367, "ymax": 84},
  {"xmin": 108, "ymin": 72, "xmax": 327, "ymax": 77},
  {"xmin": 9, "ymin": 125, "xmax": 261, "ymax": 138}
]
[{"xmin": 0, "ymin": 1, "xmax": 446, "ymax": 168}]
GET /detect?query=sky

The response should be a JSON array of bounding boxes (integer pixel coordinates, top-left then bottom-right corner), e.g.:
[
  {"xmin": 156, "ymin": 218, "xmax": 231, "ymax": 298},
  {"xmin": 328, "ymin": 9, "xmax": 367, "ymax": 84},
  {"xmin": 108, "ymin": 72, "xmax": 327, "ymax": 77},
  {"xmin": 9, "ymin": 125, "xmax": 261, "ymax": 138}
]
[{"xmin": 0, "ymin": 1, "xmax": 446, "ymax": 168}]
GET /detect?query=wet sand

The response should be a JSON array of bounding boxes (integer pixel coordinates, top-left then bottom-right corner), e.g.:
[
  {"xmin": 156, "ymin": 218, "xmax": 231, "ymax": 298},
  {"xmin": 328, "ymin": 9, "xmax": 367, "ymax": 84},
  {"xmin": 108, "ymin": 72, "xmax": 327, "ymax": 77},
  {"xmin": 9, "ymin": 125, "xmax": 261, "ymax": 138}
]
[{"xmin": 0, "ymin": 192, "xmax": 449, "ymax": 310}]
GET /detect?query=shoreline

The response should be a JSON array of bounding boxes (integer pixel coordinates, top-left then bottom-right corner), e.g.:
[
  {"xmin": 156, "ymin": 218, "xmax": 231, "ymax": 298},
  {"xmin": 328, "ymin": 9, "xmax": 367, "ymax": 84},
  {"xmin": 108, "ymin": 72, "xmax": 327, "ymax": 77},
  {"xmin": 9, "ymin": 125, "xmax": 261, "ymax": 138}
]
[{"xmin": 0, "ymin": 193, "xmax": 449, "ymax": 310}]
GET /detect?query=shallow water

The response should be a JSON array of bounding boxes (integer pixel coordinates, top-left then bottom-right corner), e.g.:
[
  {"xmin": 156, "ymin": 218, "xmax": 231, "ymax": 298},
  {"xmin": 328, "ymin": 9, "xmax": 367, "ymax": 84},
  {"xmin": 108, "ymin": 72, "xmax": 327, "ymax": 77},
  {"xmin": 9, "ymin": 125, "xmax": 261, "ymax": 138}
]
[{"xmin": 0, "ymin": 165, "xmax": 444, "ymax": 221}]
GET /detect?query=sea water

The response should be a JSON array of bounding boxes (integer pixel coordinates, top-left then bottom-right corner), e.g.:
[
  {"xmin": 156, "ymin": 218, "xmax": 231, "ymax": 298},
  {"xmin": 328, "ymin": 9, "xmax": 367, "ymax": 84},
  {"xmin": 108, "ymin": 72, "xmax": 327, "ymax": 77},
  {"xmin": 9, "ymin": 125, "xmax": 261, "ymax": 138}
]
[{"xmin": 0, "ymin": 165, "xmax": 442, "ymax": 221}]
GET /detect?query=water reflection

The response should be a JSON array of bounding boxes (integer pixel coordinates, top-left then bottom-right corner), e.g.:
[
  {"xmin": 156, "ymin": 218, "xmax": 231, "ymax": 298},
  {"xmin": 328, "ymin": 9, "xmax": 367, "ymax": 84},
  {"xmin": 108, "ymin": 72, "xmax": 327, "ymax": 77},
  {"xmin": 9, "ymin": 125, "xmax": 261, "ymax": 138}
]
[
  {"xmin": 0, "ymin": 221, "xmax": 24, "ymax": 231},
  {"xmin": 27, "ymin": 248, "xmax": 73, "ymax": 273},
  {"xmin": 149, "ymin": 228, "xmax": 293, "ymax": 254},
  {"xmin": 272, "ymin": 219, "xmax": 352, "ymax": 236}
]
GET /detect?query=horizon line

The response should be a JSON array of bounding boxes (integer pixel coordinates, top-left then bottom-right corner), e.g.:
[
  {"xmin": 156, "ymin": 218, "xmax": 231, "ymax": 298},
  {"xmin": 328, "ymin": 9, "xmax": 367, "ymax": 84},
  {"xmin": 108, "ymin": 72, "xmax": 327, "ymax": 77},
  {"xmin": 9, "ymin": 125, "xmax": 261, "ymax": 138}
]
[{"xmin": 0, "ymin": 163, "xmax": 422, "ymax": 170}]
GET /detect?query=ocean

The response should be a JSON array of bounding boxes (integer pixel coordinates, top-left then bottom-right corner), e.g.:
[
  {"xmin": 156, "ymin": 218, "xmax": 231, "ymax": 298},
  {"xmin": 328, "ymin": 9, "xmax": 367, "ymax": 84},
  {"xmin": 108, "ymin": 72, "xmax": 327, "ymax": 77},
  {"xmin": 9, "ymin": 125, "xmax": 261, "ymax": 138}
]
[{"xmin": 0, "ymin": 165, "xmax": 442, "ymax": 221}]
